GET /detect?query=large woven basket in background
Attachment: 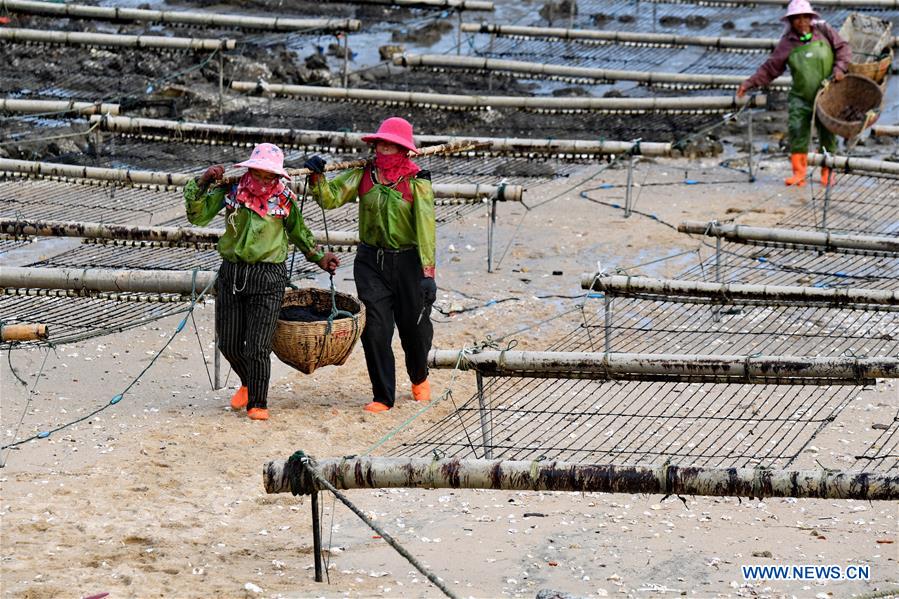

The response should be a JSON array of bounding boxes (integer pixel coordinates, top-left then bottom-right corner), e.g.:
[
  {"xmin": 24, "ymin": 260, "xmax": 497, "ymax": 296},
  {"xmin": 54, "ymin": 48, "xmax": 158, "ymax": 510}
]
[
  {"xmin": 271, "ymin": 287, "xmax": 365, "ymax": 374},
  {"xmin": 815, "ymin": 74, "xmax": 883, "ymax": 140},
  {"xmin": 847, "ymin": 50, "xmax": 893, "ymax": 84}
]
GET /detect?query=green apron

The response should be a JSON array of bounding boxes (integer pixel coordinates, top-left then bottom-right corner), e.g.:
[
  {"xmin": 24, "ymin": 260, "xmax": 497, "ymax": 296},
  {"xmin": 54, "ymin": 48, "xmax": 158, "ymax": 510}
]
[{"xmin": 786, "ymin": 39, "xmax": 837, "ymax": 154}]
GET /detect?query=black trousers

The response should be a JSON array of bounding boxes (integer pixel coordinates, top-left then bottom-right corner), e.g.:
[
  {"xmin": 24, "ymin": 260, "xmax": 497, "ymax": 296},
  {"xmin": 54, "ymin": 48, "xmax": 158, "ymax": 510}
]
[
  {"xmin": 354, "ymin": 244, "xmax": 433, "ymax": 407},
  {"xmin": 215, "ymin": 260, "xmax": 287, "ymax": 410}
]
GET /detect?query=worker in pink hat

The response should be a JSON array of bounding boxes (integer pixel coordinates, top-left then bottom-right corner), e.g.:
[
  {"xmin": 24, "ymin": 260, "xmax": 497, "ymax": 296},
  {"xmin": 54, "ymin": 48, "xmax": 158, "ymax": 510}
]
[
  {"xmin": 185, "ymin": 143, "xmax": 340, "ymax": 421},
  {"xmin": 737, "ymin": 0, "xmax": 850, "ymax": 187},
  {"xmin": 305, "ymin": 117, "xmax": 436, "ymax": 414}
]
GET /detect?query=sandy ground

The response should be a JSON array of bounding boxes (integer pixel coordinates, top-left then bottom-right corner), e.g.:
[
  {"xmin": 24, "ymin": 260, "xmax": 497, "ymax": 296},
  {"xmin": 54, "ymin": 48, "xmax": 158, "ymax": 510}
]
[{"xmin": 2, "ymin": 157, "xmax": 897, "ymax": 598}]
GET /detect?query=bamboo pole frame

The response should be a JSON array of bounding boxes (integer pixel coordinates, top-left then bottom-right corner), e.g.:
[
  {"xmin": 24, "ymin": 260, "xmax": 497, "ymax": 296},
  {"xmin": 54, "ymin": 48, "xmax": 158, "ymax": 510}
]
[
  {"xmin": 808, "ymin": 153, "xmax": 899, "ymax": 176},
  {"xmin": 1, "ymin": 323, "xmax": 49, "ymax": 342},
  {"xmin": 392, "ymin": 54, "xmax": 792, "ymax": 88},
  {"xmin": 0, "ymin": 28, "xmax": 236, "ymax": 50},
  {"xmin": 0, "ymin": 218, "xmax": 359, "ymax": 246},
  {"xmin": 0, "ymin": 159, "xmax": 523, "ymax": 201},
  {"xmin": 328, "ymin": 0, "xmax": 493, "ymax": 9},
  {"xmin": 871, "ymin": 125, "xmax": 899, "ymax": 137},
  {"xmin": 0, "ymin": 0, "xmax": 362, "ymax": 32},
  {"xmin": 581, "ymin": 275, "xmax": 899, "ymax": 306},
  {"xmin": 1, "ymin": 99, "xmax": 120, "ymax": 116},
  {"xmin": 263, "ymin": 456, "xmax": 899, "ymax": 501},
  {"xmin": 427, "ymin": 349, "xmax": 899, "ymax": 382},
  {"xmin": 89, "ymin": 115, "xmax": 675, "ymax": 156},
  {"xmin": 232, "ymin": 80, "xmax": 769, "ymax": 110},
  {"xmin": 0, "ymin": 266, "xmax": 218, "ymax": 296},
  {"xmin": 461, "ymin": 23, "xmax": 779, "ymax": 50},
  {"xmin": 678, "ymin": 221, "xmax": 899, "ymax": 254},
  {"xmin": 649, "ymin": 0, "xmax": 898, "ymax": 7}
]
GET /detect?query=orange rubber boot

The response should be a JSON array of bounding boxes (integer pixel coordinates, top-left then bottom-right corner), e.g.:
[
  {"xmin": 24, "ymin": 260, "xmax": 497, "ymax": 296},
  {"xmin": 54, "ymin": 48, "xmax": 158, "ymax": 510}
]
[
  {"xmin": 363, "ymin": 401, "xmax": 390, "ymax": 413},
  {"xmin": 411, "ymin": 380, "xmax": 431, "ymax": 403},
  {"xmin": 784, "ymin": 153, "xmax": 807, "ymax": 187},
  {"xmin": 247, "ymin": 407, "xmax": 269, "ymax": 420},
  {"xmin": 230, "ymin": 386, "xmax": 248, "ymax": 410},
  {"xmin": 821, "ymin": 167, "xmax": 834, "ymax": 187}
]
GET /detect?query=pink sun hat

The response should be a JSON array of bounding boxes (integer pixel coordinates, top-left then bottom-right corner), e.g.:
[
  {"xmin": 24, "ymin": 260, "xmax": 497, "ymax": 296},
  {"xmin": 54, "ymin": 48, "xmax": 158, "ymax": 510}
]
[
  {"xmin": 781, "ymin": 0, "xmax": 819, "ymax": 22},
  {"xmin": 361, "ymin": 117, "xmax": 419, "ymax": 154},
  {"xmin": 234, "ymin": 143, "xmax": 290, "ymax": 178}
]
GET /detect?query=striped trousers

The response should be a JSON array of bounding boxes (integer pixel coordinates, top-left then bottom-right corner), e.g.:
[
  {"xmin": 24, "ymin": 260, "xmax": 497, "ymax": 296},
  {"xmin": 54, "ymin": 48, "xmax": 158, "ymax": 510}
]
[{"xmin": 215, "ymin": 260, "xmax": 287, "ymax": 410}]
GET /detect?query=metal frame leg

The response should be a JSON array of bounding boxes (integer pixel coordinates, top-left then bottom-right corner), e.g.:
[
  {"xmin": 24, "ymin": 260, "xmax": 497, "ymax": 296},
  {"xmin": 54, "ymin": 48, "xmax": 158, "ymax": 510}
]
[
  {"xmin": 822, "ymin": 154, "xmax": 833, "ymax": 230},
  {"xmin": 342, "ymin": 34, "xmax": 350, "ymax": 88},
  {"xmin": 603, "ymin": 295, "xmax": 613, "ymax": 353},
  {"xmin": 487, "ymin": 197, "xmax": 497, "ymax": 273},
  {"xmin": 311, "ymin": 491, "xmax": 323, "ymax": 583},
  {"xmin": 456, "ymin": 9, "xmax": 463, "ymax": 55},
  {"xmin": 624, "ymin": 155, "xmax": 635, "ymax": 218},
  {"xmin": 747, "ymin": 109, "xmax": 755, "ymax": 183},
  {"xmin": 218, "ymin": 51, "xmax": 224, "ymax": 120},
  {"xmin": 476, "ymin": 372, "xmax": 492, "ymax": 459}
]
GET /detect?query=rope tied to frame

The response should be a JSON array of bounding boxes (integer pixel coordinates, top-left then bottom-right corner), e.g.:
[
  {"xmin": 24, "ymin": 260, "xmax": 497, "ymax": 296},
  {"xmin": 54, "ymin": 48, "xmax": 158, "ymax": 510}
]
[{"xmin": 286, "ymin": 450, "xmax": 319, "ymax": 496}]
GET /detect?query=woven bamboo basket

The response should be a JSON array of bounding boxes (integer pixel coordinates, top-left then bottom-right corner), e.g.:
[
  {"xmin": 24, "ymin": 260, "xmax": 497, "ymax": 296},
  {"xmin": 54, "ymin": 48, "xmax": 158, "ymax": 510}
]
[
  {"xmin": 847, "ymin": 50, "xmax": 893, "ymax": 84},
  {"xmin": 815, "ymin": 73, "xmax": 883, "ymax": 140},
  {"xmin": 271, "ymin": 287, "xmax": 365, "ymax": 374}
]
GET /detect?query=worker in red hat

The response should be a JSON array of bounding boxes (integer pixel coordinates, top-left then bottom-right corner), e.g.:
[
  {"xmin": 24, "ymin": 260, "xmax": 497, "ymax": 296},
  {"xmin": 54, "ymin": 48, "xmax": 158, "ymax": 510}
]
[
  {"xmin": 305, "ymin": 117, "xmax": 436, "ymax": 413},
  {"xmin": 737, "ymin": 0, "xmax": 850, "ymax": 187},
  {"xmin": 186, "ymin": 143, "xmax": 340, "ymax": 421}
]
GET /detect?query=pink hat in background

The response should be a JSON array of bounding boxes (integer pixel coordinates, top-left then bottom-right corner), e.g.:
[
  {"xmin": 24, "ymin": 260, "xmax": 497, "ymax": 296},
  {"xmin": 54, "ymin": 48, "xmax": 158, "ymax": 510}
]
[
  {"xmin": 361, "ymin": 117, "xmax": 419, "ymax": 154},
  {"xmin": 234, "ymin": 143, "xmax": 290, "ymax": 178},
  {"xmin": 782, "ymin": 0, "xmax": 819, "ymax": 22}
]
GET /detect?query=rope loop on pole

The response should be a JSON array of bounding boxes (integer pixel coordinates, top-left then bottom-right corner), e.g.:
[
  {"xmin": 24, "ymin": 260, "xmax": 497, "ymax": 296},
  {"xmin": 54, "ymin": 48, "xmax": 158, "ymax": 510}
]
[{"xmin": 286, "ymin": 450, "xmax": 319, "ymax": 496}]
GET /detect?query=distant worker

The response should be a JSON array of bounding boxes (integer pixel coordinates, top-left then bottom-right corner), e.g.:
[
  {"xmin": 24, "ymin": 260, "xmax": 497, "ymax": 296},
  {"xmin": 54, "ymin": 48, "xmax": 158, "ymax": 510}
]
[
  {"xmin": 305, "ymin": 117, "xmax": 437, "ymax": 414},
  {"xmin": 737, "ymin": 0, "xmax": 851, "ymax": 187},
  {"xmin": 186, "ymin": 143, "xmax": 340, "ymax": 421}
]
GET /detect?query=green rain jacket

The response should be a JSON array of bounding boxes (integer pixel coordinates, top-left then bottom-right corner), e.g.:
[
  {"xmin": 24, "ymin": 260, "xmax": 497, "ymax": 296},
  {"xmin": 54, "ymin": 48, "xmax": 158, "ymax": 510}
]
[
  {"xmin": 310, "ymin": 166, "xmax": 437, "ymax": 277},
  {"xmin": 184, "ymin": 178, "xmax": 324, "ymax": 265}
]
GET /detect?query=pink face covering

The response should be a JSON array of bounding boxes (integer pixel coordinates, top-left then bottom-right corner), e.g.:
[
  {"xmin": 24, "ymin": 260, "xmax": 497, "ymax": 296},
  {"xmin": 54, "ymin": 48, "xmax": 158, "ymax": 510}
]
[
  {"xmin": 234, "ymin": 171, "xmax": 285, "ymax": 217},
  {"xmin": 373, "ymin": 152, "xmax": 420, "ymax": 184}
]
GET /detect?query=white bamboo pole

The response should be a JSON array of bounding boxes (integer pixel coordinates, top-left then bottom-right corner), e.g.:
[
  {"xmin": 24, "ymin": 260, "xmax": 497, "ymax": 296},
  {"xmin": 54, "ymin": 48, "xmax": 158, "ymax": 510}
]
[
  {"xmin": 1, "ymin": 99, "xmax": 120, "ymax": 115},
  {"xmin": 392, "ymin": 54, "xmax": 792, "ymax": 88},
  {"xmin": 0, "ymin": 218, "xmax": 359, "ymax": 246},
  {"xmin": 0, "ymin": 266, "xmax": 218, "ymax": 295},
  {"xmin": 808, "ymin": 153, "xmax": 899, "ymax": 176},
  {"xmin": 327, "ymin": 0, "xmax": 493, "ymax": 9},
  {"xmin": 0, "ymin": 159, "xmax": 521, "ymax": 201},
  {"xmin": 90, "ymin": 115, "xmax": 674, "ymax": 156},
  {"xmin": 0, "ymin": 0, "xmax": 362, "ymax": 32},
  {"xmin": 461, "ymin": 23, "xmax": 779, "ymax": 50},
  {"xmin": 648, "ymin": 0, "xmax": 898, "ymax": 7},
  {"xmin": 262, "ymin": 456, "xmax": 899, "ymax": 500},
  {"xmin": 581, "ymin": 275, "xmax": 899, "ymax": 305},
  {"xmin": 232, "ymin": 81, "xmax": 769, "ymax": 109},
  {"xmin": 871, "ymin": 125, "xmax": 899, "ymax": 137},
  {"xmin": 678, "ymin": 221, "xmax": 899, "ymax": 254},
  {"xmin": 427, "ymin": 349, "xmax": 899, "ymax": 380},
  {"xmin": 0, "ymin": 28, "xmax": 236, "ymax": 50}
]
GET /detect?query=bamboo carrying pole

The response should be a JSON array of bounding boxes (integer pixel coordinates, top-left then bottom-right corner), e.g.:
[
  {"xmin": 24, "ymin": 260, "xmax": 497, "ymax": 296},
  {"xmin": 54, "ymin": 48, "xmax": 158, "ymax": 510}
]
[
  {"xmin": 871, "ymin": 125, "xmax": 899, "ymax": 137},
  {"xmin": 232, "ymin": 80, "xmax": 769, "ymax": 110},
  {"xmin": 1, "ymin": 99, "xmax": 120, "ymax": 116},
  {"xmin": 461, "ymin": 23, "xmax": 779, "ymax": 50},
  {"xmin": 808, "ymin": 153, "xmax": 899, "ymax": 176},
  {"xmin": 0, "ymin": 28, "xmax": 236, "ymax": 50},
  {"xmin": 0, "ymin": 0, "xmax": 362, "ymax": 31},
  {"xmin": 0, "ymin": 218, "xmax": 359, "ymax": 246},
  {"xmin": 0, "ymin": 266, "xmax": 218, "ymax": 296},
  {"xmin": 427, "ymin": 349, "xmax": 899, "ymax": 382},
  {"xmin": 678, "ymin": 221, "xmax": 899, "ymax": 254},
  {"xmin": 0, "ymin": 323, "xmax": 49, "ymax": 342},
  {"xmin": 0, "ymin": 159, "xmax": 522, "ymax": 201},
  {"xmin": 581, "ymin": 275, "xmax": 899, "ymax": 306},
  {"xmin": 90, "ymin": 115, "xmax": 674, "ymax": 156},
  {"xmin": 262, "ymin": 456, "xmax": 899, "ymax": 500},
  {"xmin": 393, "ymin": 54, "xmax": 792, "ymax": 88}
]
